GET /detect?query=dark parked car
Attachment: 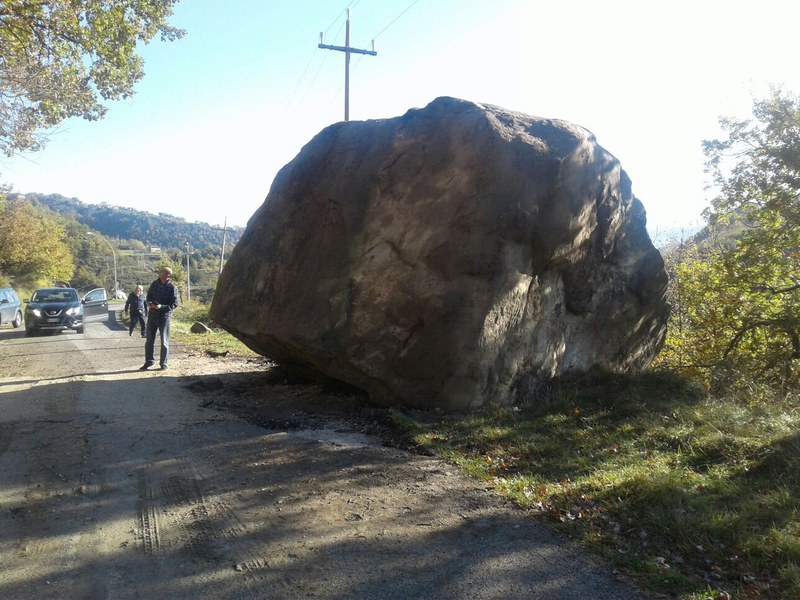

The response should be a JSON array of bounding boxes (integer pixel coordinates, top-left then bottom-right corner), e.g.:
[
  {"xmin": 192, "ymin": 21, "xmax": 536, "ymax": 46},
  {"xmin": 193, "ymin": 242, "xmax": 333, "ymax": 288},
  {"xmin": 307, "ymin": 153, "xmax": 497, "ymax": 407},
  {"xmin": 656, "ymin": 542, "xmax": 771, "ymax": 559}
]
[
  {"xmin": 0, "ymin": 287, "xmax": 23, "ymax": 328},
  {"xmin": 24, "ymin": 287, "xmax": 110, "ymax": 336},
  {"xmin": 24, "ymin": 287, "xmax": 97, "ymax": 335}
]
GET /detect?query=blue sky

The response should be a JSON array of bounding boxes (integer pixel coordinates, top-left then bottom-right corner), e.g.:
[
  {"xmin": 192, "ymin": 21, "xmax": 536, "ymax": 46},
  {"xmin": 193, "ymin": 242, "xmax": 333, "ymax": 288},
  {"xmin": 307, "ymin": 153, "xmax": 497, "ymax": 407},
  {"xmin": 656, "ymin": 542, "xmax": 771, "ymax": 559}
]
[{"xmin": 2, "ymin": 0, "xmax": 798, "ymax": 242}]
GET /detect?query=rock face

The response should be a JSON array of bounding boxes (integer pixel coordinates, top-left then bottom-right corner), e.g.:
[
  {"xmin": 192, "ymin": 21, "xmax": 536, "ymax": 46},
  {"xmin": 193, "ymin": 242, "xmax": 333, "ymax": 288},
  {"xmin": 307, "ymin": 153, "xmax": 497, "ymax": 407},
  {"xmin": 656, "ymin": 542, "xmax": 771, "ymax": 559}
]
[{"xmin": 211, "ymin": 97, "xmax": 669, "ymax": 411}]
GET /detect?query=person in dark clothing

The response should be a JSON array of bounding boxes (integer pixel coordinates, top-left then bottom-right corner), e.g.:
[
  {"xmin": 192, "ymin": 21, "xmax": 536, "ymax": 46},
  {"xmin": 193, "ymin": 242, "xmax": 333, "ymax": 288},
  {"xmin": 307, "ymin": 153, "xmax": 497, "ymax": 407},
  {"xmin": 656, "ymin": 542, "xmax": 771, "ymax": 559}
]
[
  {"xmin": 140, "ymin": 267, "xmax": 180, "ymax": 371},
  {"xmin": 124, "ymin": 285, "xmax": 147, "ymax": 337}
]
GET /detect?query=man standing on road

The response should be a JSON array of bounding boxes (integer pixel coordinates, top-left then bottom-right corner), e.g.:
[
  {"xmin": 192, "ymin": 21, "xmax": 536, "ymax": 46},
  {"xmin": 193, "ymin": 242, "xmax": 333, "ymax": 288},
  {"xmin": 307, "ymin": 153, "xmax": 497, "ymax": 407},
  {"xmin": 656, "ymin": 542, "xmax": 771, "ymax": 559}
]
[
  {"xmin": 140, "ymin": 267, "xmax": 179, "ymax": 371},
  {"xmin": 124, "ymin": 285, "xmax": 148, "ymax": 338}
]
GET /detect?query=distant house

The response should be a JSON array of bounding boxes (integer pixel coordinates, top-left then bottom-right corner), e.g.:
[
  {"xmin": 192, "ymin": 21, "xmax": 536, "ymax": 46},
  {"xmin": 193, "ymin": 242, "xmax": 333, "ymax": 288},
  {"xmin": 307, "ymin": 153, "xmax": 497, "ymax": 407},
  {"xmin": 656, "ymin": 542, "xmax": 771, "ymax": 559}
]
[{"xmin": 149, "ymin": 247, "xmax": 161, "ymax": 254}]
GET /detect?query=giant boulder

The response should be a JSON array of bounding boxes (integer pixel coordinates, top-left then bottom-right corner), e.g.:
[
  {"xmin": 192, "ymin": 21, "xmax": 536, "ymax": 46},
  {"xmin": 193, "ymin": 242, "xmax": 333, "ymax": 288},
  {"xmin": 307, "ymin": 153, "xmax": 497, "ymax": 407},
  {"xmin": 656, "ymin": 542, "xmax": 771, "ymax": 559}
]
[{"xmin": 211, "ymin": 97, "xmax": 669, "ymax": 411}]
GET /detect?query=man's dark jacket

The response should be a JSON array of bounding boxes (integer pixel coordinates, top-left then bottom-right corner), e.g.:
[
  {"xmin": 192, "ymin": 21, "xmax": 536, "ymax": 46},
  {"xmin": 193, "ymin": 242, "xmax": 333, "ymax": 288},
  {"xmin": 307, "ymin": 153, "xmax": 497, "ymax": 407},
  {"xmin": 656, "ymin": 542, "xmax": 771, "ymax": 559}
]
[
  {"xmin": 124, "ymin": 292, "xmax": 147, "ymax": 316},
  {"xmin": 146, "ymin": 278, "xmax": 179, "ymax": 319}
]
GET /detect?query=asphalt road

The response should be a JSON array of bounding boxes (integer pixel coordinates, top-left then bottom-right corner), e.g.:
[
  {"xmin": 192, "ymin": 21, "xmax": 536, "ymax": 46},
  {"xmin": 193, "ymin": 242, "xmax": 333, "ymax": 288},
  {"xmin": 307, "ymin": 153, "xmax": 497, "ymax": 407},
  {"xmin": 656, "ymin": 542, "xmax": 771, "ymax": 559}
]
[{"xmin": 0, "ymin": 313, "xmax": 652, "ymax": 599}]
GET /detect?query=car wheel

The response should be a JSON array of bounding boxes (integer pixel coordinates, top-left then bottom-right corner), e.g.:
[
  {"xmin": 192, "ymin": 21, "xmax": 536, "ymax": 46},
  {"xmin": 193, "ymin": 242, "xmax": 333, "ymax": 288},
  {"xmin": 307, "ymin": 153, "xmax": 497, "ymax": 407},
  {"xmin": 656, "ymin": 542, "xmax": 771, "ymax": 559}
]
[
  {"xmin": 12, "ymin": 311, "xmax": 22, "ymax": 328},
  {"xmin": 77, "ymin": 325, "xmax": 85, "ymax": 334}
]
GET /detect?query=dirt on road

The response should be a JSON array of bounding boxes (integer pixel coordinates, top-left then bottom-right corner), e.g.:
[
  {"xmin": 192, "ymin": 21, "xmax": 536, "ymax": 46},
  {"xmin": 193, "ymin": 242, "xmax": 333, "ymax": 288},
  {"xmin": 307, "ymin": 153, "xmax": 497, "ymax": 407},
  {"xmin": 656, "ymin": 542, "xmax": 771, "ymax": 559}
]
[{"xmin": 0, "ymin": 314, "xmax": 651, "ymax": 599}]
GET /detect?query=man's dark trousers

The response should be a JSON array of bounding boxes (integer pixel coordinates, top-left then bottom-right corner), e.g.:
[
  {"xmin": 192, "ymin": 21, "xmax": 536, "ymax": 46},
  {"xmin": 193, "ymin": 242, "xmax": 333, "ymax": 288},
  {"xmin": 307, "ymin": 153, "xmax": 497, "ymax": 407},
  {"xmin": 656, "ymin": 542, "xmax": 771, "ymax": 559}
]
[{"xmin": 144, "ymin": 313, "xmax": 171, "ymax": 368}]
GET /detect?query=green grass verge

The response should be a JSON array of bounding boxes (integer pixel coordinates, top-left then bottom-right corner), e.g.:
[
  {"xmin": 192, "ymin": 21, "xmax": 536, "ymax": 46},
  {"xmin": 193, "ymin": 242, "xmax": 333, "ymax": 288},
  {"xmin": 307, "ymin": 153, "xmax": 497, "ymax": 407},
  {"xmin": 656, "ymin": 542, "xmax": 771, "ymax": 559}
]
[
  {"xmin": 120, "ymin": 301, "xmax": 257, "ymax": 357},
  {"xmin": 171, "ymin": 302, "xmax": 257, "ymax": 356},
  {"xmin": 390, "ymin": 371, "xmax": 800, "ymax": 599}
]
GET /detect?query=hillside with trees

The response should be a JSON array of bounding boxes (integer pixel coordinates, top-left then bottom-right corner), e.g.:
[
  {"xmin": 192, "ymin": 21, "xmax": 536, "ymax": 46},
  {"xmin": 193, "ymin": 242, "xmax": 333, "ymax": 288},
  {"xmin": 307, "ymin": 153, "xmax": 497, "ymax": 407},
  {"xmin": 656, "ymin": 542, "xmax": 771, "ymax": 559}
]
[
  {"xmin": 25, "ymin": 193, "xmax": 242, "ymax": 252},
  {"xmin": 0, "ymin": 192, "xmax": 243, "ymax": 303}
]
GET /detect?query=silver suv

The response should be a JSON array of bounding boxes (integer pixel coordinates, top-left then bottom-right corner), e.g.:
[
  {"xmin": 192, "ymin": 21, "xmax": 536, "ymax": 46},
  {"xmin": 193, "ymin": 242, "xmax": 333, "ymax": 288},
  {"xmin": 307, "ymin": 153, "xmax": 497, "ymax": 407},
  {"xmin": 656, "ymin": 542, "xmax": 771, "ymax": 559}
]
[{"xmin": 0, "ymin": 287, "xmax": 23, "ymax": 328}]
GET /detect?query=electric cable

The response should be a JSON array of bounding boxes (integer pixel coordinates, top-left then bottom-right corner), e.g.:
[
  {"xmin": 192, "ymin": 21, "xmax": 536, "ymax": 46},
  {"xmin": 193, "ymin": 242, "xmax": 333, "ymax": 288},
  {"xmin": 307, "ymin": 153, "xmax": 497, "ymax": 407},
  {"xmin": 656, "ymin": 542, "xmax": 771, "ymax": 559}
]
[{"xmin": 372, "ymin": 0, "xmax": 419, "ymax": 41}]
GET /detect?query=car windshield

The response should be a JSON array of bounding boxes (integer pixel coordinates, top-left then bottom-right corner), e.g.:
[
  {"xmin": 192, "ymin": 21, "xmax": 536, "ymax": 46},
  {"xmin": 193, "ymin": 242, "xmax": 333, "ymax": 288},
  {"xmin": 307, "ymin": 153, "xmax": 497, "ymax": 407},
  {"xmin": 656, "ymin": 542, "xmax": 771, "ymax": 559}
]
[{"xmin": 32, "ymin": 289, "xmax": 78, "ymax": 302}]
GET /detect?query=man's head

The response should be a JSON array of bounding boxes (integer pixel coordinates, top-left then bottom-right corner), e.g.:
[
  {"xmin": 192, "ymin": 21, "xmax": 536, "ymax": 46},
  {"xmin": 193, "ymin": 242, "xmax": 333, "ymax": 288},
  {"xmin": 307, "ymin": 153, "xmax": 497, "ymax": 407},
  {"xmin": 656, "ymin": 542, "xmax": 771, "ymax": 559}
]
[{"xmin": 159, "ymin": 267, "xmax": 173, "ymax": 283}]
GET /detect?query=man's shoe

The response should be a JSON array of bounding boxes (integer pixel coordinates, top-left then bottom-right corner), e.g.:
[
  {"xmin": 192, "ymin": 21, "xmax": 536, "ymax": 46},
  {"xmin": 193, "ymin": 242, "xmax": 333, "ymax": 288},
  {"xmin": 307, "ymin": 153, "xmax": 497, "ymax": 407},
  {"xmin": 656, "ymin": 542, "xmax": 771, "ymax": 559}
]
[
  {"xmin": 139, "ymin": 363, "xmax": 153, "ymax": 370},
  {"xmin": 129, "ymin": 332, "xmax": 132, "ymax": 337},
  {"xmin": 160, "ymin": 364, "xmax": 168, "ymax": 370}
]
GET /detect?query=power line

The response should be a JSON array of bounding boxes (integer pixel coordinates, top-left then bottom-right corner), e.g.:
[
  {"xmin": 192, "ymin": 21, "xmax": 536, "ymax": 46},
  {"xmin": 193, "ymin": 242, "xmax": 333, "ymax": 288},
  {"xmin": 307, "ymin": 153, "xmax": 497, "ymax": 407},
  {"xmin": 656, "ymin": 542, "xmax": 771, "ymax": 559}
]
[
  {"xmin": 372, "ymin": 0, "xmax": 419, "ymax": 40},
  {"xmin": 287, "ymin": 42, "xmax": 336, "ymax": 116},
  {"xmin": 325, "ymin": 10, "xmax": 349, "ymax": 46},
  {"xmin": 322, "ymin": 1, "xmax": 362, "ymax": 38},
  {"xmin": 322, "ymin": 8, "xmax": 348, "ymax": 37},
  {"xmin": 323, "ymin": 54, "xmax": 367, "ymax": 118},
  {"xmin": 322, "ymin": 82, "xmax": 346, "ymax": 118},
  {"xmin": 296, "ymin": 46, "xmax": 335, "ymax": 111},
  {"xmin": 284, "ymin": 46, "xmax": 320, "ymax": 115}
]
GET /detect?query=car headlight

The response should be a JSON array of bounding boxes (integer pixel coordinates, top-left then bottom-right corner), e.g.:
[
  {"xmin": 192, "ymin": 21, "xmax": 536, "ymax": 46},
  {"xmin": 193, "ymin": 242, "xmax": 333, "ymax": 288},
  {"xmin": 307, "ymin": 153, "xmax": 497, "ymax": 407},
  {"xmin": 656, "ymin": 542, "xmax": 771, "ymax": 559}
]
[
  {"xmin": 28, "ymin": 308, "xmax": 42, "ymax": 317},
  {"xmin": 65, "ymin": 306, "xmax": 81, "ymax": 316}
]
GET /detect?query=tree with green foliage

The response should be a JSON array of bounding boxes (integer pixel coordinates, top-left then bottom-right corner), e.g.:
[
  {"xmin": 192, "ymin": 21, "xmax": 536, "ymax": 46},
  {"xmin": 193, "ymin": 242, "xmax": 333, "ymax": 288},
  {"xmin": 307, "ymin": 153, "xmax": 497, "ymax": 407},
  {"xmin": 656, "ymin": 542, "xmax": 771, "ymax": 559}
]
[
  {"xmin": 0, "ymin": 0, "xmax": 184, "ymax": 155},
  {"xmin": 658, "ymin": 89, "xmax": 800, "ymax": 388},
  {"xmin": 0, "ymin": 197, "xmax": 75, "ymax": 285}
]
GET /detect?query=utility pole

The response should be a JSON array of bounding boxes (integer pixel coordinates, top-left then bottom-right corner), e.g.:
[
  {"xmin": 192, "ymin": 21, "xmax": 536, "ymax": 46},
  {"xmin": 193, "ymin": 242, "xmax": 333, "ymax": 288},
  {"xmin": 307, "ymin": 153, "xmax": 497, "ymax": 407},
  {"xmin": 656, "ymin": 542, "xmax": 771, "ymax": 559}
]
[
  {"xmin": 185, "ymin": 242, "xmax": 191, "ymax": 304},
  {"xmin": 318, "ymin": 8, "xmax": 377, "ymax": 122},
  {"xmin": 214, "ymin": 218, "xmax": 230, "ymax": 275}
]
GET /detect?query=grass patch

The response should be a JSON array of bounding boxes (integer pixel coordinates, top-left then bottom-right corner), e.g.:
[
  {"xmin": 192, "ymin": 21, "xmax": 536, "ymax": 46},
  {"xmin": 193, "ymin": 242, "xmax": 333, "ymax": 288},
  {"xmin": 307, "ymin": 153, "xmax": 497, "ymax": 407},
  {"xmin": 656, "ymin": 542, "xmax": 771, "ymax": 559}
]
[
  {"xmin": 391, "ymin": 371, "xmax": 800, "ymax": 598},
  {"xmin": 172, "ymin": 302, "xmax": 257, "ymax": 356},
  {"xmin": 121, "ymin": 301, "xmax": 257, "ymax": 357}
]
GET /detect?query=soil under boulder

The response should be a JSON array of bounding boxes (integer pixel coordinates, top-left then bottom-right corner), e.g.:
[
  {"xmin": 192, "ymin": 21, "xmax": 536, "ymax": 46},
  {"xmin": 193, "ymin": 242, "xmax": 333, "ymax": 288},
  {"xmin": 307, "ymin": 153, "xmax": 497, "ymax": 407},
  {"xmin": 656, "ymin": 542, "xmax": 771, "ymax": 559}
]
[{"xmin": 211, "ymin": 97, "xmax": 669, "ymax": 411}]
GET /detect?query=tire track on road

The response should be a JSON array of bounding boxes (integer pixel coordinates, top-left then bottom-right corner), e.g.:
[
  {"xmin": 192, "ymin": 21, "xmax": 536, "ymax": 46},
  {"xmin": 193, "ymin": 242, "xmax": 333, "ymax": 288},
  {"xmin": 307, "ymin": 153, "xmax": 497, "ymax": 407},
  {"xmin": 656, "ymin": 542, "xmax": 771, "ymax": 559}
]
[{"xmin": 137, "ymin": 460, "xmax": 271, "ymax": 580}]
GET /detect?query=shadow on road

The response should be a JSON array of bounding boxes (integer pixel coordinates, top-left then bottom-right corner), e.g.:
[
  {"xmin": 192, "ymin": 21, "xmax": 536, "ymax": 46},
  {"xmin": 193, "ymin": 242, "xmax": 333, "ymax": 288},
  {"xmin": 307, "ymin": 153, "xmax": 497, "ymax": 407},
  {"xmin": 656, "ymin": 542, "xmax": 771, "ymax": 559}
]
[{"xmin": 0, "ymin": 362, "xmax": 647, "ymax": 600}]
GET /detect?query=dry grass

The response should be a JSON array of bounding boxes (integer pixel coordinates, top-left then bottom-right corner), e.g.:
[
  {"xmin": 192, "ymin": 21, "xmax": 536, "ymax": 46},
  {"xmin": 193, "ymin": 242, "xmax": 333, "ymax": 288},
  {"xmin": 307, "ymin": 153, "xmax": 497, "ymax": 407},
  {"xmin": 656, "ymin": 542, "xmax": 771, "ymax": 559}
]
[{"xmin": 391, "ymin": 372, "xmax": 800, "ymax": 599}]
